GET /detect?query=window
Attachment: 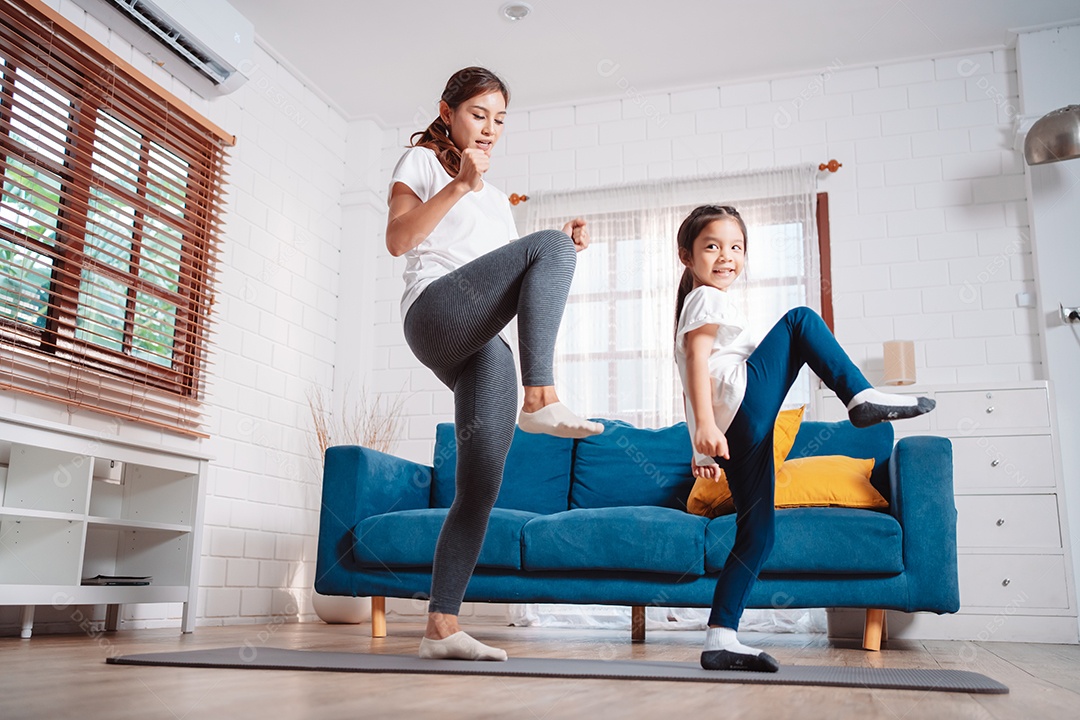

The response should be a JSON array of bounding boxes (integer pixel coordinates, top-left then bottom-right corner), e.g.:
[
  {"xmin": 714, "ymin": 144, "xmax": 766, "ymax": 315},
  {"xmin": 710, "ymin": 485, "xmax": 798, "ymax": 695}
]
[
  {"xmin": 520, "ymin": 166, "xmax": 825, "ymax": 429},
  {"xmin": 514, "ymin": 169, "xmax": 830, "ymax": 632},
  {"xmin": 0, "ymin": 0, "xmax": 232, "ymax": 435}
]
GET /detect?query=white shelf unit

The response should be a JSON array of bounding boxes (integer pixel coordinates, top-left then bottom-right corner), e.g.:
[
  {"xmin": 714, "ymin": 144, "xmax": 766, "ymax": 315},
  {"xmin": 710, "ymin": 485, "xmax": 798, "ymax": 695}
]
[
  {"xmin": 0, "ymin": 411, "xmax": 209, "ymax": 638},
  {"xmin": 817, "ymin": 380, "xmax": 1079, "ymax": 643}
]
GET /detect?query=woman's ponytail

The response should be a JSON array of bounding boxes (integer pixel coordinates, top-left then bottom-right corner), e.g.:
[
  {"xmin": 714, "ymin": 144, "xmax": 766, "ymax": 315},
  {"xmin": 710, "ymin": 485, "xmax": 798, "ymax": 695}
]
[{"xmin": 410, "ymin": 116, "xmax": 462, "ymax": 177}]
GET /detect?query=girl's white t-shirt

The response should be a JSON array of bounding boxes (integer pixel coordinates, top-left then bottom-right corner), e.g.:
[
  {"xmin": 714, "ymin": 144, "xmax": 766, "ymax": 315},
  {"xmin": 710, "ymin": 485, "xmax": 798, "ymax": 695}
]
[
  {"xmin": 389, "ymin": 146, "xmax": 519, "ymax": 325},
  {"xmin": 674, "ymin": 285, "xmax": 757, "ymax": 467}
]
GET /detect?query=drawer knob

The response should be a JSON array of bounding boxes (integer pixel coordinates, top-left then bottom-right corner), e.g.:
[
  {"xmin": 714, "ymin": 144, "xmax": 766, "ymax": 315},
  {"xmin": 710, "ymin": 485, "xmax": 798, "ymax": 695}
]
[
  {"xmin": 1002, "ymin": 578, "xmax": 1011, "ymax": 587},
  {"xmin": 991, "ymin": 459, "xmax": 1000, "ymax": 467},
  {"xmin": 996, "ymin": 518, "xmax": 1006, "ymax": 526},
  {"xmin": 986, "ymin": 406, "xmax": 995, "ymax": 414}
]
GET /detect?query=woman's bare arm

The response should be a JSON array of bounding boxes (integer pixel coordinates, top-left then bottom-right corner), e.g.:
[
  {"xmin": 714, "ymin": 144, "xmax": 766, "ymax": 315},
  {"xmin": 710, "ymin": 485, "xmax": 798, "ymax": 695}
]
[
  {"xmin": 385, "ymin": 180, "xmax": 471, "ymax": 257},
  {"xmin": 385, "ymin": 148, "xmax": 488, "ymax": 257}
]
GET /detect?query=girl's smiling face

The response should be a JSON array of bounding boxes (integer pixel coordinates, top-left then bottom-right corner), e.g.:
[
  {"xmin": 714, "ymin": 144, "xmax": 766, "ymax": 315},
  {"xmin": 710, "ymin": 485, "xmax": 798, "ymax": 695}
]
[
  {"xmin": 680, "ymin": 218, "xmax": 746, "ymax": 292},
  {"xmin": 441, "ymin": 90, "xmax": 506, "ymax": 156}
]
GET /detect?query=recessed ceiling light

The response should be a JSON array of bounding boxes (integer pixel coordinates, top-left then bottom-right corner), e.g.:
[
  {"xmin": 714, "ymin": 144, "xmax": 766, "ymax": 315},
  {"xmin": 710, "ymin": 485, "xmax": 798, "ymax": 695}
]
[{"xmin": 500, "ymin": 2, "xmax": 533, "ymax": 21}]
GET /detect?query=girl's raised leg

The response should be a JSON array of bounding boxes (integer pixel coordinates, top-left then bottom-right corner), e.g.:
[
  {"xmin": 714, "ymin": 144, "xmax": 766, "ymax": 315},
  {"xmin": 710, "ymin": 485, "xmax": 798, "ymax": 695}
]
[{"xmin": 702, "ymin": 306, "xmax": 933, "ymax": 671}]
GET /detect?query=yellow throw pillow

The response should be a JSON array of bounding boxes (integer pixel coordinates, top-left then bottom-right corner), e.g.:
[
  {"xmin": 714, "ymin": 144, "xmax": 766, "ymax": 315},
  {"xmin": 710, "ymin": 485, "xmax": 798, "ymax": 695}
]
[
  {"xmin": 687, "ymin": 406, "xmax": 805, "ymax": 519},
  {"xmin": 687, "ymin": 469, "xmax": 735, "ymax": 517},
  {"xmin": 685, "ymin": 404, "xmax": 886, "ymax": 518},
  {"xmin": 774, "ymin": 455, "xmax": 886, "ymax": 509},
  {"xmin": 686, "ymin": 454, "xmax": 885, "ymax": 518},
  {"xmin": 773, "ymin": 405, "xmax": 804, "ymax": 470}
]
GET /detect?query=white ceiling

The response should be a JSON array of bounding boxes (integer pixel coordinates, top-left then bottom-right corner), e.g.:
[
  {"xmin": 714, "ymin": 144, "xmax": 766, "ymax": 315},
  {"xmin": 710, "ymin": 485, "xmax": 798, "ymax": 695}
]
[{"xmin": 228, "ymin": 0, "xmax": 1080, "ymax": 128}]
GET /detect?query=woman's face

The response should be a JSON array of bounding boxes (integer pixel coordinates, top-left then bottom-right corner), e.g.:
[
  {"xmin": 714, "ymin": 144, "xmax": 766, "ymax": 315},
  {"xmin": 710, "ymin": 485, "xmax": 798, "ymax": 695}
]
[{"xmin": 441, "ymin": 90, "xmax": 507, "ymax": 156}]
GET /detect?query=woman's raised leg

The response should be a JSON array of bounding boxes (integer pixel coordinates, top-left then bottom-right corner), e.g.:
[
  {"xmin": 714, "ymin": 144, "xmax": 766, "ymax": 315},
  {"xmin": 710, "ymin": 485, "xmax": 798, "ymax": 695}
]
[{"xmin": 404, "ymin": 229, "xmax": 601, "ymax": 437}]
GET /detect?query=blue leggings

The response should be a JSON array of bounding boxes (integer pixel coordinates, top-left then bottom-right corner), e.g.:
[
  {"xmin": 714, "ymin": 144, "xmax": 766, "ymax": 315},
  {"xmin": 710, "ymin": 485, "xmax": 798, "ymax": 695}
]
[{"xmin": 707, "ymin": 306, "xmax": 872, "ymax": 629}]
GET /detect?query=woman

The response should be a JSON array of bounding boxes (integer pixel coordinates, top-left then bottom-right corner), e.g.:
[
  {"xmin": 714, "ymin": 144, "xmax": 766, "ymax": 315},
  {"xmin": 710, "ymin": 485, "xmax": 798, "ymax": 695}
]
[{"xmin": 386, "ymin": 67, "xmax": 602, "ymax": 661}]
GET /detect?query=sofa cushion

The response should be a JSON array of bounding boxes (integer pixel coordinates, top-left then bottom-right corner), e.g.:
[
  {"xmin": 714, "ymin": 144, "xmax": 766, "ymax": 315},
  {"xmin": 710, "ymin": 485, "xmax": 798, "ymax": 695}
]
[
  {"xmin": 432, "ymin": 423, "xmax": 573, "ymax": 514},
  {"xmin": 704, "ymin": 507, "xmax": 903, "ymax": 574},
  {"xmin": 522, "ymin": 506, "xmax": 710, "ymax": 575},
  {"xmin": 570, "ymin": 420, "xmax": 696, "ymax": 510},
  {"xmin": 352, "ymin": 508, "xmax": 537, "ymax": 570},
  {"xmin": 788, "ymin": 420, "xmax": 894, "ymax": 503}
]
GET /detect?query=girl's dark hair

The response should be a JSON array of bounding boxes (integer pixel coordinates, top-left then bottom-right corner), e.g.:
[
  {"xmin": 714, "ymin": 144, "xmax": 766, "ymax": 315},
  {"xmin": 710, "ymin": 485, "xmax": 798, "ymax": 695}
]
[
  {"xmin": 410, "ymin": 66, "xmax": 510, "ymax": 178},
  {"xmin": 674, "ymin": 205, "xmax": 749, "ymax": 337}
]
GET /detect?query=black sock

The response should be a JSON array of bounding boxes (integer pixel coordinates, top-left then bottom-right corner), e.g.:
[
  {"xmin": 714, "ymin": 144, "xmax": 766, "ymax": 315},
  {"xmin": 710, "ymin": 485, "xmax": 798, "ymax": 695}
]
[{"xmin": 849, "ymin": 396, "xmax": 935, "ymax": 428}]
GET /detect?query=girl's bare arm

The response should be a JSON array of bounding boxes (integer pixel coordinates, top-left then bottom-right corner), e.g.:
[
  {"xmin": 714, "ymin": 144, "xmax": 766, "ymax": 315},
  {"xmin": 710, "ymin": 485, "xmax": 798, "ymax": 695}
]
[
  {"xmin": 684, "ymin": 324, "xmax": 730, "ymax": 461},
  {"xmin": 684, "ymin": 324, "xmax": 719, "ymax": 428}
]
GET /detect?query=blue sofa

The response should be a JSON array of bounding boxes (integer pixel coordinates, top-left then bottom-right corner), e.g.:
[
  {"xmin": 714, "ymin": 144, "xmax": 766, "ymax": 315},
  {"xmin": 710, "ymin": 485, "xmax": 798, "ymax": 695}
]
[{"xmin": 316, "ymin": 418, "xmax": 959, "ymax": 649}]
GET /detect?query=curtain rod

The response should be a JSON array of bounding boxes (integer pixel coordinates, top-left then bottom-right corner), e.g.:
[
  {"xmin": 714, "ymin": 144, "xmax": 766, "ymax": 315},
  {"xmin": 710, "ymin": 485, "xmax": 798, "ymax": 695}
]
[{"xmin": 509, "ymin": 159, "xmax": 843, "ymax": 205}]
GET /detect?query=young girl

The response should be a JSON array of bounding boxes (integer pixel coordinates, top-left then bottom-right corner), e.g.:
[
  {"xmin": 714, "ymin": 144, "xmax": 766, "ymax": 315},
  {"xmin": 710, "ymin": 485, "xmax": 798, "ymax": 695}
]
[
  {"xmin": 673, "ymin": 205, "xmax": 935, "ymax": 672},
  {"xmin": 386, "ymin": 67, "xmax": 603, "ymax": 662}
]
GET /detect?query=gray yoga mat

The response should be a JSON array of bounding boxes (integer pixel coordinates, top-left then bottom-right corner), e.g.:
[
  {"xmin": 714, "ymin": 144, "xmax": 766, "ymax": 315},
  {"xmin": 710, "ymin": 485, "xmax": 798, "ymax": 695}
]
[{"xmin": 107, "ymin": 646, "xmax": 1008, "ymax": 694}]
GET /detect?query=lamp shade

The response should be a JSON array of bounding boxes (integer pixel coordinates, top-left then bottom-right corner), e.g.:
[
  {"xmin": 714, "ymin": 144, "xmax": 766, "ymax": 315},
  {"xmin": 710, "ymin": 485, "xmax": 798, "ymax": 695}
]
[
  {"xmin": 1024, "ymin": 105, "xmax": 1080, "ymax": 165},
  {"xmin": 883, "ymin": 340, "xmax": 916, "ymax": 386}
]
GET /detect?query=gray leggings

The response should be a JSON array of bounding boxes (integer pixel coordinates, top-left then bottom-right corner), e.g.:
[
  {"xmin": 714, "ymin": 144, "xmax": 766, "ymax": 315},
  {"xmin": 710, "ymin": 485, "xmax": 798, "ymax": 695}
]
[{"xmin": 403, "ymin": 229, "xmax": 576, "ymax": 615}]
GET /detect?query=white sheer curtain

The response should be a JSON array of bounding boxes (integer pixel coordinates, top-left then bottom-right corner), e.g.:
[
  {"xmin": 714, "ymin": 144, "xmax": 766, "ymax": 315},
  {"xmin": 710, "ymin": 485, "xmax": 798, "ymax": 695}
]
[
  {"xmin": 520, "ymin": 164, "xmax": 821, "ymax": 429},
  {"xmin": 511, "ymin": 164, "xmax": 826, "ymax": 633}
]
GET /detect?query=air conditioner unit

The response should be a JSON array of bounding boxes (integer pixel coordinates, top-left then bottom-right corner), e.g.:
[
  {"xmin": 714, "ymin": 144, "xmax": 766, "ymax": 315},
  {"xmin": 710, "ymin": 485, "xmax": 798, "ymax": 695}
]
[{"xmin": 76, "ymin": 0, "xmax": 254, "ymax": 97}]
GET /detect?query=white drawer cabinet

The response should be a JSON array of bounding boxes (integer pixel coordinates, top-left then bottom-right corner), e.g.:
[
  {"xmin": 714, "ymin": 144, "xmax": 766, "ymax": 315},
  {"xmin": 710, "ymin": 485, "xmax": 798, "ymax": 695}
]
[
  {"xmin": 936, "ymin": 388, "xmax": 1051, "ymax": 432},
  {"xmin": 958, "ymin": 554, "xmax": 1070, "ymax": 610},
  {"xmin": 955, "ymin": 495, "xmax": 1061, "ymax": 549},
  {"xmin": 0, "ymin": 411, "xmax": 209, "ymax": 638},
  {"xmin": 951, "ymin": 435, "xmax": 1056, "ymax": 490},
  {"xmin": 817, "ymin": 381, "xmax": 1077, "ymax": 642}
]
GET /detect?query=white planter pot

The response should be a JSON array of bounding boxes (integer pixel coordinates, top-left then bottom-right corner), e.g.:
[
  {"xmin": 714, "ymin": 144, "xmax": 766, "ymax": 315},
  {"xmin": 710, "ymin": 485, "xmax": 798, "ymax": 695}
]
[{"xmin": 312, "ymin": 592, "xmax": 372, "ymax": 624}]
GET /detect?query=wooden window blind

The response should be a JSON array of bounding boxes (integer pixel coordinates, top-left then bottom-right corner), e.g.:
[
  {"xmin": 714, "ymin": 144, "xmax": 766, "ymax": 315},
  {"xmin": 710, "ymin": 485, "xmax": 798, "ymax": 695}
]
[{"xmin": 0, "ymin": 0, "xmax": 233, "ymax": 436}]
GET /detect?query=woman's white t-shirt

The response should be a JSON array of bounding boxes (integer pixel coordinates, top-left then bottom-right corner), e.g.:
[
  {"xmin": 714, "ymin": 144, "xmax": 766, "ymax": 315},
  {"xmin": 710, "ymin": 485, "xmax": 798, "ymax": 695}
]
[
  {"xmin": 389, "ymin": 146, "xmax": 519, "ymax": 325},
  {"xmin": 674, "ymin": 285, "xmax": 757, "ymax": 467}
]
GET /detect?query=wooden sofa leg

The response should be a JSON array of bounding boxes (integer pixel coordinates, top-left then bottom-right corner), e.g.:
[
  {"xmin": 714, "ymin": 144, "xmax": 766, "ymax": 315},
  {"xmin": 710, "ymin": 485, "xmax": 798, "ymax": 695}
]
[
  {"xmin": 371, "ymin": 596, "xmax": 387, "ymax": 638},
  {"xmin": 863, "ymin": 608, "xmax": 885, "ymax": 651},
  {"xmin": 631, "ymin": 605, "xmax": 646, "ymax": 643}
]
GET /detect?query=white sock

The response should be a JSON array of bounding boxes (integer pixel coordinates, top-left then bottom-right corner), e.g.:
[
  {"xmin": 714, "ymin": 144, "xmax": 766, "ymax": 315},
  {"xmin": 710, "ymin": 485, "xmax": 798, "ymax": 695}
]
[
  {"xmin": 418, "ymin": 631, "xmax": 507, "ymax": 661},
  {"xmin": 846, "ymin": 388, "xmax": 918, "ymax": 411},
  {"xmin": 518, "ymin": 401, "xmax": 604, "ymax": 439},
  {"xmin": 703, "ymin": 626, "xmax": 764, "ymax": 656}
]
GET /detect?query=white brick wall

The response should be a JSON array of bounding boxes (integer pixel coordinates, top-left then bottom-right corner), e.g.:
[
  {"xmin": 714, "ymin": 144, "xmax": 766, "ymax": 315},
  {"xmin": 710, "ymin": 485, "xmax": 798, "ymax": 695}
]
[
  {"xmin": 373, "ymin": 47, "xmax": 1038, "ymax": 469},
  {"xmin": 0, "ymin": 7, "xmax": 1043, "ymax": 636},
  {"xmin": 0, "ymin": 0, "xmax": 344, "ymax": 634},
  {"xmin": 189, "ymin": 31, "xmax": 344, "ymax": 627}
]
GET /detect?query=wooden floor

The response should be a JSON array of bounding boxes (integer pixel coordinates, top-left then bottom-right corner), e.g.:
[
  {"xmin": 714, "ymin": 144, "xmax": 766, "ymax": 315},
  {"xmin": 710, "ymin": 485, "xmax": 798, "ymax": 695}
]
[{"xmin": 1, "ymin": 621, "xmax": 1078, "ymax": 719}]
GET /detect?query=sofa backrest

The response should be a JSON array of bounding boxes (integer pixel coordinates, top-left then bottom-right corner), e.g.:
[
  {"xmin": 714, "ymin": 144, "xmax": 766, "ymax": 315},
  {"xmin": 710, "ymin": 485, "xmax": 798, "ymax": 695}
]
[
  {"xmin": 569, "ymin": 420, "xmax": 696, "ymax": 510},
  {"xmin": 429, "ymin": 418, "xmax": 896, "ymax": 514},
  {"xmin": 788, "ymin": 419, "xmax": 894, "ymax": 501},
  {"xmin": 431, "ymin": 423, "xmax": 574, "ymax": 514}
]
